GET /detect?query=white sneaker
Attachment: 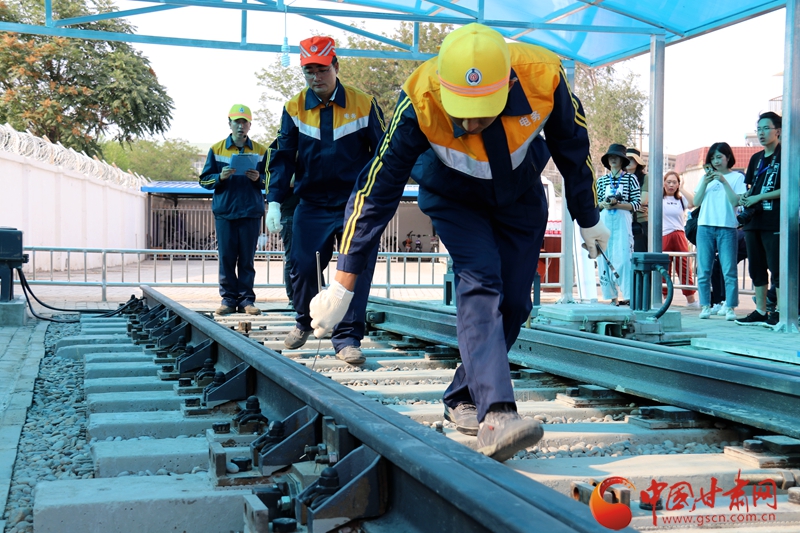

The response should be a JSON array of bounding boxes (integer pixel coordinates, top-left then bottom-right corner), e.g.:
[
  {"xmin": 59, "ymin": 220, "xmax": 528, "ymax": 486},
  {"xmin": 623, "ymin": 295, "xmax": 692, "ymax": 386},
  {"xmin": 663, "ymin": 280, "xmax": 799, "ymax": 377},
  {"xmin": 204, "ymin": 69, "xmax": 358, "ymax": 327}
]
[
  {"xmin": 710, "ymin": 303, "xmax": 722, "ymax": 314},
  {"xmin": 726, "ymin": 308, "xmax": 737, "ymax": 321},
  {"xmin": 686, "ymin": 301, "xmax": 700, "ymax": 308},
  {"xmin": 716, "ymin": 302, "xmax": 729, "ymax": 316},
  {"xmin": 699, "ymin": 306, "xmax": 712, "ymax": 319}
]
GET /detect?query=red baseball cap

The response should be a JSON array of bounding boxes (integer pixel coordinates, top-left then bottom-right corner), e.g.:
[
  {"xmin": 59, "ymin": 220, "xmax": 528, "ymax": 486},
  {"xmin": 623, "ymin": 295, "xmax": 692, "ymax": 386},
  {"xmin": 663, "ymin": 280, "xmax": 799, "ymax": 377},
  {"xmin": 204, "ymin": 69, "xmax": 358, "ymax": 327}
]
[{"xmin": 299, "ymin": 36, "xmax": 336, "ymax": 66}]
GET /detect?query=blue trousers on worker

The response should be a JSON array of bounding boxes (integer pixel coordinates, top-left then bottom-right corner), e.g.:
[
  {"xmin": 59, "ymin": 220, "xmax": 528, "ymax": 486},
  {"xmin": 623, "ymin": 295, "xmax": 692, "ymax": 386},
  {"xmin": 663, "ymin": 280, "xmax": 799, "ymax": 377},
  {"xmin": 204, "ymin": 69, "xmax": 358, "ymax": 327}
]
[
  {"xmin": 290, "ymin": 201, "xmax": 379, "ymax": 352},
  {"xmin": 418, "ymin": 186, "xmax": 547, "ymax": 423},
  {"xmin": 215, "ymin": 216, "xmax": 261, "ymax": 308}
]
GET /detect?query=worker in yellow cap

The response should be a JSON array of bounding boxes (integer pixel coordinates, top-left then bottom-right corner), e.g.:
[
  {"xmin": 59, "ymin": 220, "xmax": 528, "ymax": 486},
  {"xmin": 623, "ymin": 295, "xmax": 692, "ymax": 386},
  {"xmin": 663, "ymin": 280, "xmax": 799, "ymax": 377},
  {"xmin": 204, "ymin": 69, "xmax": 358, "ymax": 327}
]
[
  {"xmin": 200, "ymin": 104, "xmax": 269, "ymax": 316},
  {"xmin": 309, "ymin": 23, "xmax": 610, "ymax": 461},
  {"xmin": 266, "ymin": 36, "xmax": 385, "ymax": 364}
]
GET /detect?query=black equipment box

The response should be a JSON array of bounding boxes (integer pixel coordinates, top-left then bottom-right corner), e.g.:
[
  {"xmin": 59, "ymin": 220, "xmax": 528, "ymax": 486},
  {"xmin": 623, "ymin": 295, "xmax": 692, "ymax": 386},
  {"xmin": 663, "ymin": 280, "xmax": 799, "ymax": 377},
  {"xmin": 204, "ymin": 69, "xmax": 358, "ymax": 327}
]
[{"xmin": 0, "ymin": 227, "xmax": 24, "ymax": 262}]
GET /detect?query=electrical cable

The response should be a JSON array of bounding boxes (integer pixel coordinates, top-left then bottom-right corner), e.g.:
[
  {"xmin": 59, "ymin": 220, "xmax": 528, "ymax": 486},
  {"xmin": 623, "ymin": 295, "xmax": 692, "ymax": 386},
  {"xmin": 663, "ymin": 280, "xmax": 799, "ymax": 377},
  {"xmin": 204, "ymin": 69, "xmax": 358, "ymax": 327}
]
[{"xmin": 14, "ymin": 268, "xmax": 138, "ymax": 323}]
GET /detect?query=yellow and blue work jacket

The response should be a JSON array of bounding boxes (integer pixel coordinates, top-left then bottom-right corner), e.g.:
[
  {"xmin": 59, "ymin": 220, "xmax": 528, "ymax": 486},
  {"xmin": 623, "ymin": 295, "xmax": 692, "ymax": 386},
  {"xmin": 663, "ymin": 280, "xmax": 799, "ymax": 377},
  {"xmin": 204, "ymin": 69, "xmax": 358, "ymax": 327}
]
[
  {"xmin": 338, "ymin": 42, "xmax": 600, "ymax": 273},
  {"xmin": 267, "ymin": 80, "xmax": 385, "ymax": 208},
  {"xmin": 199, "ymin": 135, "xmax": 269, "ymax": 220}
]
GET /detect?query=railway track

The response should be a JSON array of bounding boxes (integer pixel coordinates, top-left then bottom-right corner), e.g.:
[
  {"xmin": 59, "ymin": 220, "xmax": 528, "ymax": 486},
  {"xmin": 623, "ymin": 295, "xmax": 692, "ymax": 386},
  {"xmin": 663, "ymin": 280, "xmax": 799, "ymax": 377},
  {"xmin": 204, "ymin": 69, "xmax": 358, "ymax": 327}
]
[{"xmin": 20, "ymin": 287, "xmax": 800, "ymax": 532}]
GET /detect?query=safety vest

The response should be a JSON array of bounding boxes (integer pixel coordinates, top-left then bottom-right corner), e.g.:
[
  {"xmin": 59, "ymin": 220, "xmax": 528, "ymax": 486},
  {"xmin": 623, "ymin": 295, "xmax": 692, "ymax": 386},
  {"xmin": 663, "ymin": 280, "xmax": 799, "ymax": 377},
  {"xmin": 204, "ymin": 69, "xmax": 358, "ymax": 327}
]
[{"xmin": 402, "ymin": 43, "xmax": 562, "ymax": 180}]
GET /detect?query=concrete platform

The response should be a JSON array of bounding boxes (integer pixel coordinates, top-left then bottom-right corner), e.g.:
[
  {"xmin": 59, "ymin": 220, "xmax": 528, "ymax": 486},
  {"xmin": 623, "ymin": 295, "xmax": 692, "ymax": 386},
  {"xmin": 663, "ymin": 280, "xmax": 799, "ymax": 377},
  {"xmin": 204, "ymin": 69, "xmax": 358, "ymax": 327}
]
[
  {"xmin": 0, "ymin": 297, "xmax": 27, "ymax": 326},
  {"xmin": 359, "ymin": 383, "xmax": 563, "ymax": 402},
  {"xmin": 513, "ymin": 453, "xmax": 776, "ymax": 493},
  {"xmin": 54, "ymin": 334, "xmax": 133, "ymax": 349},
  {"xmin": 84, "ymin": 361, "xmax": 157, "ymax": 379},
  {"xmin": 80, "ymin": 317, "xmax": 128, "ymax": 324},
  {"xmin": 84, "ymin": 376, "xmax": 175, "ymax": 394},
  {"xmin": 442, "ymin": 421, "xmax": 739, "ymax": 453},
  {"xmin": 390, "ymin": 400, "xmax": 633, "ymax": 424},
  {"xmin": 87, "ymin": 411, "xmax": 231, "ymax": 440},
  {"xmin": 90, "ymin": 437, "xmax": 208, "ymax": 477},
  {"xmin": 78, "ymin": 327, "xmax": 129, "ymax": 336},
  {"xmin": 325, "ymin": 367, "xmax": 456, "ymax": 383},
  {"xmin": 86, "ymin": 390, "xmax": 195, "ymax": 413},
  {"xmin": 56, "ymin": 343, "xmax": 142, "ymax": 360},
  {"xmin": 33, "ymin": 473, "xmax": 249, "ymax": 533},
  {"xmin": 692, "ymin": 337, "xmax": 800, "ymax": 365},
  {"xmin": 84, "ymin": 352, "xmax": 154, "ymax": 364},
  {"xmin": 512, "ymin": 454, "xmax": 800, "ymax": 531}
]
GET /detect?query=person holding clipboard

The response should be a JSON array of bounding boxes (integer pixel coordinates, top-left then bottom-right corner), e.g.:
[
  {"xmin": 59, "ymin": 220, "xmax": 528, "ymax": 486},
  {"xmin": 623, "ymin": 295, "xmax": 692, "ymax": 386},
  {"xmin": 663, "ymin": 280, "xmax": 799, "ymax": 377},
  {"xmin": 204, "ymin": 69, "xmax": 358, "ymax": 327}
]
[{"xmin": 199, "ymin": 104, "xmax": 269, "ymax": 315}]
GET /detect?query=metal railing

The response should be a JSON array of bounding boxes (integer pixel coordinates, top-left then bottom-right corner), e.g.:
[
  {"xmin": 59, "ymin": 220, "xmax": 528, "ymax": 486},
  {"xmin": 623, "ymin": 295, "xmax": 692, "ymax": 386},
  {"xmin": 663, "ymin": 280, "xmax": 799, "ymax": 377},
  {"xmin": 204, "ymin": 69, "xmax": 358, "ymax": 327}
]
[
  {"xmin": 667, "ymin": 250, "xmax": 755, "ymax": 296},
  {"xmin": 20, "ymin": 246, "xmax": 753, "ymax": 302},
  {"xmin": 18, "ymin": 247, "xmax": 562, "ymax": 301}
]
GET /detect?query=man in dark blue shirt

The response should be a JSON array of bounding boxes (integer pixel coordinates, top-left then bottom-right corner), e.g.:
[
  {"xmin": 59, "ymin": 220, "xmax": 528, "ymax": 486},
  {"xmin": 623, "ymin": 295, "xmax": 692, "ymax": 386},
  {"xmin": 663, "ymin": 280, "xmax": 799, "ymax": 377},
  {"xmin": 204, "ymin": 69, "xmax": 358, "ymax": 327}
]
[{"xmin": 200, "ymin": 104, "xmax": 268, "ymax": 315}]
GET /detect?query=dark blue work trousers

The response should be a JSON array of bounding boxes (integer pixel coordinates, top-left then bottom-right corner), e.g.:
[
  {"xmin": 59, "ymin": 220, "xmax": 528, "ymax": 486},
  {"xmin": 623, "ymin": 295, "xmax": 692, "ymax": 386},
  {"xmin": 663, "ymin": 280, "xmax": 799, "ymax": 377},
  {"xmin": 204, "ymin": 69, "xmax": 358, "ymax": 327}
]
[
  {"xmin": 215, "ymin": 216, "xmax": 261, "ymax": 308},
  {"xmin": 280, "ymin": 212, "xmax": 295, "ymax": 302},
  {"xmin": 290, "ymin": 201, "xmax": 379, "ymax": 352},
  {"xmin": 418, "ymin": 187, "xmax": 547, "ymax": 423}
]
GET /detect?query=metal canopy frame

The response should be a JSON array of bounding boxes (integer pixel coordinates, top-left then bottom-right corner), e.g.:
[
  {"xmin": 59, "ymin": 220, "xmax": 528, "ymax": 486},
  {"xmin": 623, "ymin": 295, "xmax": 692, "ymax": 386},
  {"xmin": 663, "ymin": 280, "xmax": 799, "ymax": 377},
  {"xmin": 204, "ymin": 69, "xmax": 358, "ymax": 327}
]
[
  {"xmin": 1, "ymin": 0, "xmax": 797, "ymax": 331},
  {"xmin": 0, "ymin": 1, "xmax": 784, "ymax": 66}
]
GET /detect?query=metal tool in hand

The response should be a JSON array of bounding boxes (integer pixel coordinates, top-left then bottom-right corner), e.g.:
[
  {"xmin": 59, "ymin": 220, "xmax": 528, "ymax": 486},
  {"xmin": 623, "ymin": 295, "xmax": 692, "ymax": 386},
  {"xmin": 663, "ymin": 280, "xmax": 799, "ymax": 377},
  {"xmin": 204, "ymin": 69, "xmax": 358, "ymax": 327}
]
[
  {"xmin": 310, "ymin": 251, "xmax": 323, "ymax": 372},
  {"xmin": 596, "ymin": 244, "xmax": 620, "ymax": 279}
]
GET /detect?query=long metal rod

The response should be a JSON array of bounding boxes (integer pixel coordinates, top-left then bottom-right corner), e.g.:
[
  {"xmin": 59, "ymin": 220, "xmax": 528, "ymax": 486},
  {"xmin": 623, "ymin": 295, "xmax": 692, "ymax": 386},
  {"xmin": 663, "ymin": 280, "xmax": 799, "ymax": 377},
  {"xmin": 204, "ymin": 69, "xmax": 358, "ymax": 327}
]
[
  {"xmin": 648, "ymin": 33, "xmax": 665, "ymax": 307},
  {"xmin": 139, "ymin": 286, "xmax": 616, "ymax": 533},
  {"xmin": 778, "ymin": 0, "xmax": 800, "ymax": 333},
  {"xmin": 558, "ymin": 60, "xmax": 576, "ymax": 304},
  {"xmin": 311, "ymin": 251, "xmax": 323, "ymax": 370}
]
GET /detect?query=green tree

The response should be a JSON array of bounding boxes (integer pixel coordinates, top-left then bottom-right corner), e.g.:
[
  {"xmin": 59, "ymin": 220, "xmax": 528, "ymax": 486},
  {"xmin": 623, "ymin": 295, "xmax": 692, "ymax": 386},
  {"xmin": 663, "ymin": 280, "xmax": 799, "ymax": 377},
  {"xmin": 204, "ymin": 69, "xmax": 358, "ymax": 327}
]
[
  {"xmin": 254, "ymin": 23, "xmax": 452, "ymax": 140},
  {"xmin": 337, "ymin": 23, "xmax": 453, "ymax": 122},
  {"xmin": 0, "ymin": 0, "xmax": 173, "ymax": 157},
  {"xmin": 573, "ymin": 65, "xmax": 647, "ymax": 176},
  {"xmin": 100, "ymin": 138, "xmax": 200, "ymax": 181},
  {"xmin": 254, "ymin": 55, "xmax": 306, "ymax": 143}
]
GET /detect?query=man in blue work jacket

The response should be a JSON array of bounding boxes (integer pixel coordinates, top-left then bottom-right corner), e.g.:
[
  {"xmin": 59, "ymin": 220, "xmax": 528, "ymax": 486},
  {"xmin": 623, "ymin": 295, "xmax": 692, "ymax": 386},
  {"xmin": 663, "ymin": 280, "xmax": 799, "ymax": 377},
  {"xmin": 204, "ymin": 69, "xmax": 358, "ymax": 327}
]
[
  {"xmin": 200, "ymin": 104, "xmax": 268, "ymax": 316},
  {"xmin": 266, "ymin": 36, "xmax": 386, "ymax": 364},
  {"xmin": 309, "ymin": 24, "xmax": 610, "ymax": 461}
]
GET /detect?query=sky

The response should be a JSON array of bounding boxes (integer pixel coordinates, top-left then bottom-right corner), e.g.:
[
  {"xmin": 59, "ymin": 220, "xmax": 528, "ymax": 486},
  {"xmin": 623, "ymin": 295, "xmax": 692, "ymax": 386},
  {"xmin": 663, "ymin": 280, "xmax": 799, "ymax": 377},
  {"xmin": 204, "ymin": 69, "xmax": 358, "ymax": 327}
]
[{"xmin": 118, "ymin": 3, "xmax": 787, "ymax": 156}]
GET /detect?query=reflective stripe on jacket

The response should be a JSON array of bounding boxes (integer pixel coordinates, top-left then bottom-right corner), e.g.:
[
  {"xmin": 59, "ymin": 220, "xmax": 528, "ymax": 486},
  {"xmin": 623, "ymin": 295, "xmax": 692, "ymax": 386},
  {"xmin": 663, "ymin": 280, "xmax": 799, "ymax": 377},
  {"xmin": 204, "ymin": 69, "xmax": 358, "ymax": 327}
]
[
  {"xmin": 267, "ymin": 80, "xmax": 386, "ymax": 207},
  {"xmin": 337, "ymin": 42, "xmax": 600, "ymax": 273}
]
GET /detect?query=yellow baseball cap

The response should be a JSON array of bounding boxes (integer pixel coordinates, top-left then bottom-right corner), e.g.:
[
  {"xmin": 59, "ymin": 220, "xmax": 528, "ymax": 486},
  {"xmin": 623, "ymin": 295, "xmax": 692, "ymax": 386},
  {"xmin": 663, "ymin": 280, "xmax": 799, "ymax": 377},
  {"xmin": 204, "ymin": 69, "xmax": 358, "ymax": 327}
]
[
  {"xmin": 228, "ymin": 104, "xmax": 252, "ymax": 122},
  {"xmin": 437, "ymin": 23, "xmax": 511, "ymax": 119}
]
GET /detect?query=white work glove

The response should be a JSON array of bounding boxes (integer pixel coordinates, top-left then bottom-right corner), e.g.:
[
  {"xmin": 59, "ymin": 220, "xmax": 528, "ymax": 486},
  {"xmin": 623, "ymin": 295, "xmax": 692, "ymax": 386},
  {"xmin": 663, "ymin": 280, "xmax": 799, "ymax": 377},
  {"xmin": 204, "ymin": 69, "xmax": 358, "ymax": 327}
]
[
  {"xmin": 310, "ymin": 280, "xmax": 354, "ymax": 338},
  {"xmin": 266, "ymin": 201, "xmax": 282, "ymax": 233},
  {"xmin": 579, "ymin": 220, "xmax": 611, "ymax": 259}
]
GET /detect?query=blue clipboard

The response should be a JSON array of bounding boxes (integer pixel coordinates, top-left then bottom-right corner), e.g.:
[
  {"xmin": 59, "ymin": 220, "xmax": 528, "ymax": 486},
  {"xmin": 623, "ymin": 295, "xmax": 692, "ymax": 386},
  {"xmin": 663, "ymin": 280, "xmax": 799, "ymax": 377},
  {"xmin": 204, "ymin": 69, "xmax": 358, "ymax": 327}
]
[{"xmin": 230, "ymin": 153, "xmax": 259, "ymax": 176}]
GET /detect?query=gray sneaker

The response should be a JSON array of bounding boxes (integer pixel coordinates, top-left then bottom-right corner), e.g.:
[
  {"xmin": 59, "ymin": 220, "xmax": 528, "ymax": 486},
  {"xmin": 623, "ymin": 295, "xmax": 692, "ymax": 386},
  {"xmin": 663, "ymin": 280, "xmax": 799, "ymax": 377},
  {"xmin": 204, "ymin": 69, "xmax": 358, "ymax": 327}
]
[
  {"xmin": 216, "ymin": 305, "xmax": 236, "ymax": 316},
  {"xmin": 336, "ymin": 346, "xmax": 366, "ymax": 365},
  {"xmin": 444, "ymin": 403, "xmax": 479, "ymax": 435},
  {"xmin": 284, "ymin": 327, "xmax": 311, "ymax": 349},
  {"xmin": 476, "ymin": 410, "xmax": 544, "ymax": 462}
]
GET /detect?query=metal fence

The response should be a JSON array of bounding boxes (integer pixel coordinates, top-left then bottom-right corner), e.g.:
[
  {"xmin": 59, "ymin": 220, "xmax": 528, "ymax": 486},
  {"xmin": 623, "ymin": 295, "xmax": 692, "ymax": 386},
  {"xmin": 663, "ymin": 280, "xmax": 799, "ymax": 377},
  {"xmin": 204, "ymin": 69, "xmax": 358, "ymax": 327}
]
[
  {"xmin": 145, "ymin": 201, "xmax": 433, "ymax": 258},
  {"xmin": 19, "ymin": 247, "xmax": 563, "ymax": 301},
  {"xmin": 20, "ymin": 246, "xmax": 752, "ymax": 302}
]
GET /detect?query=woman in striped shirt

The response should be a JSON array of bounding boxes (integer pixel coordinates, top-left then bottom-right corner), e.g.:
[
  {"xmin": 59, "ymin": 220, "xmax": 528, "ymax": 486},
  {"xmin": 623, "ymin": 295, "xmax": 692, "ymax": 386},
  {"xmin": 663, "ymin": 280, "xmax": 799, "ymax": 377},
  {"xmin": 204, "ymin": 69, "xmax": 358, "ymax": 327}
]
[{"xmin": 595, "ymin": 144, "xmax": 641, "ymax": 305}]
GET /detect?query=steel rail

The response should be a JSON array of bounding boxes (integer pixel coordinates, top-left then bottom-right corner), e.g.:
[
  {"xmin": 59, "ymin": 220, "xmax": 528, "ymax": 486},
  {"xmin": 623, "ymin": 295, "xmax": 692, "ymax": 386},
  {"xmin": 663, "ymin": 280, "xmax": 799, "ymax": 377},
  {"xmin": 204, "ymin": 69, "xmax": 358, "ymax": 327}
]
[
  {"xmin": 139, "ymin": 286, "xmax": 618, "ymax": 533},
  {"xmin": 364, "ymin": 297, "xmax": 800, "ymax": 439}
]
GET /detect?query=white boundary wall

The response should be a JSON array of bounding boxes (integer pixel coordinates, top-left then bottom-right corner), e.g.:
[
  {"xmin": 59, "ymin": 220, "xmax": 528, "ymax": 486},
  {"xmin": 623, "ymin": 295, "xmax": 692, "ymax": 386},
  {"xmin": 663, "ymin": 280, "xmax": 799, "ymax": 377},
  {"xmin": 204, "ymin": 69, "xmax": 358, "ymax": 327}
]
[{"xmin": 0, "ymin": 150, "xmax": 146, "ymax": 272}]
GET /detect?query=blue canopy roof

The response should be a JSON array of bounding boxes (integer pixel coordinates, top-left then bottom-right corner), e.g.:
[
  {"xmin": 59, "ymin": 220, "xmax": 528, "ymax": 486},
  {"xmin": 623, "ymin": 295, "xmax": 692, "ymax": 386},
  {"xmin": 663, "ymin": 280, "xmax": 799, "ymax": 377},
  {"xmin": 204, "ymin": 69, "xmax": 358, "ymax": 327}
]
[{"xmin": 0, "ymin": 1, "xmax": 786, "ymax": 67}]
